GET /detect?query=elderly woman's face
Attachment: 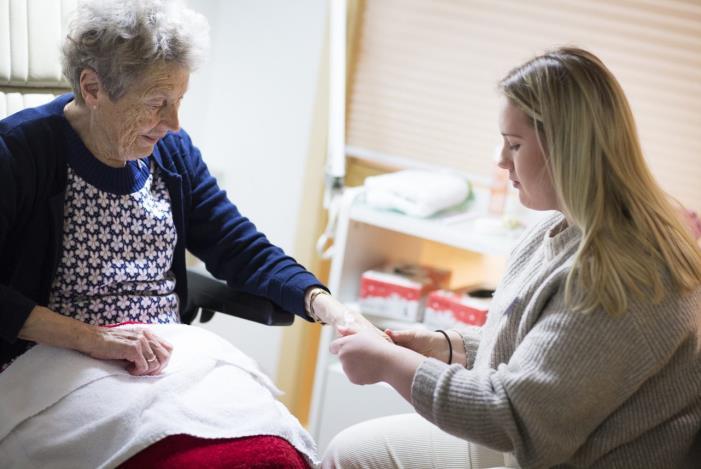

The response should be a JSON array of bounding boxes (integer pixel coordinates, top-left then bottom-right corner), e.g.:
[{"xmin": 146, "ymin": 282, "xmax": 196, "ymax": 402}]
[{"xmin": 94, "ymin": 63, "xmax": 189, "ymax": 162}]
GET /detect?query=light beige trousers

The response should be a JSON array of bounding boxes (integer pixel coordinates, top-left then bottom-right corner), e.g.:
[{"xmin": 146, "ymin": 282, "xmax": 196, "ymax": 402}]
[{"xmin": 322, "ymin": 413, "xmax": 517, "ymax": 469}]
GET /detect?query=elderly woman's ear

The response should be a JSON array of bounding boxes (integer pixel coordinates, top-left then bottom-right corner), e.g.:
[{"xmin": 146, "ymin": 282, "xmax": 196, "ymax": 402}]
[{"xmin": 78, "ymin": 69, "xmax": 101, "ymax": 108}]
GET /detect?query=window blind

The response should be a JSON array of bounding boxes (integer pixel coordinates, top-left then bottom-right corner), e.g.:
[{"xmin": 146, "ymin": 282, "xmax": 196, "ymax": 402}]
[{"xmin": 346, "ymin": 0, "xmax": 701, "ymax": 211}]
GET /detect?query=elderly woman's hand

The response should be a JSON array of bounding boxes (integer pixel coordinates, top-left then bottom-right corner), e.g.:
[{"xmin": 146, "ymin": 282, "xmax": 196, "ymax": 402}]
[
  {"xmin": 309, "ymin": 291, "xmax": 390, "ymax": 342},
  {"xmin": 335, "ymin": 309, "xmax": 392, "ymax": 342},
  {"xmin": 20, "ymin": 306, "xmax": 173, "ymax": 376},
  {"xmin": 81, "ymin": 326, "xmax": 174, "ymax": 376}
]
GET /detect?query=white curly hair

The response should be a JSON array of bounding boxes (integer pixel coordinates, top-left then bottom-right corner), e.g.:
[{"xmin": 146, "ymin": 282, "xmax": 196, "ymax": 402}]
[{"xmin": 62, "ymin": 0, "xmax": 210, "ymax": 103}]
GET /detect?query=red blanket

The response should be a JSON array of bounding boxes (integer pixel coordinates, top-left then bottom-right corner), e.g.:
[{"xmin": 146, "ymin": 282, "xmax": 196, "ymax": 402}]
[{"xmin": 120, "ymin": 434, "xmax": 310, "ymax": 468}]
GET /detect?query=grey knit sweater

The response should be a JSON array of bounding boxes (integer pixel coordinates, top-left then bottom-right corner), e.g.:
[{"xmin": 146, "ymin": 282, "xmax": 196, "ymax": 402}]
[{"xmin": 411, "ymin": 212, "xmax": 701, "ymax": 468}]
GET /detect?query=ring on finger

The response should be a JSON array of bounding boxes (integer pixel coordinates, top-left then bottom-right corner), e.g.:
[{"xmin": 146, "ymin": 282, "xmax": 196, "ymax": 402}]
[{"xmin": 146, "ymin": 355, "xmax": 158, "ymax": 362}]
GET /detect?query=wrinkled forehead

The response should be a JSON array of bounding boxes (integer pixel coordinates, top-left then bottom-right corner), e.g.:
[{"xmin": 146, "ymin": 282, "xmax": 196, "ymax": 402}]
[{"xmin": 128, "ymin": 63, "xmax": 190, "ymax": 98}]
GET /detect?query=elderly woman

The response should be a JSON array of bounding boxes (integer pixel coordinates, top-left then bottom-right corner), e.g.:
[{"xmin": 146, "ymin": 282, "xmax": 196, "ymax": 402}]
[{"xmin": 0, "ymin": 0, "xmax": 376, "ymax": 466}]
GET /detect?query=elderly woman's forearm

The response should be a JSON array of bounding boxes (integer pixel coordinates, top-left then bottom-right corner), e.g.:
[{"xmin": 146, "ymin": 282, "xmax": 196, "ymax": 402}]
[
  {"xmin": 309, "ymin": 292, "xmax": 355, "ymax": 326},
  {"xmin": 18, "ymin": 305, "xmax": 95, "ymax": 351}
]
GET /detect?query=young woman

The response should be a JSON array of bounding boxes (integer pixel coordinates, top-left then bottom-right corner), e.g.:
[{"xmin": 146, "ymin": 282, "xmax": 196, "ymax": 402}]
[{"xmin": 324, "ymin": 48, "xmax": 701, "ymax": 469}]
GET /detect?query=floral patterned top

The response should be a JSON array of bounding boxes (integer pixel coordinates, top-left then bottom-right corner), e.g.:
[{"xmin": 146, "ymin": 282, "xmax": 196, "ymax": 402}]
[
  {"xmin": 1, "ymin": 157, "xmax": 178, "ymax": 373},
  {"xmin": 48, "ymin": 162, "xmax": 179, "ymax": 325}
]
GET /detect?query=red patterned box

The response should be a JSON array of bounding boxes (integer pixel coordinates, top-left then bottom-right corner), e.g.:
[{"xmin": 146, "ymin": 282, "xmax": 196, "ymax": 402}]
[
  {"xmin": 359, "ymin": 264, "xmax": 451, "ymax": 322},
  {"xmin": 423, "ymin": 287, "xmax": 493, "ymax": 328}
]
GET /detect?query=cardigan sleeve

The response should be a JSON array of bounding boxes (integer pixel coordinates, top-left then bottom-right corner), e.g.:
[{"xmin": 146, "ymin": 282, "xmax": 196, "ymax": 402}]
[
  {"xmin": 175, "ymin": 131, "xmax": 326, "ymax": 320},
  {"xmin": 0, "ymin": 136, "xmax": 39, "ymax": 343}
]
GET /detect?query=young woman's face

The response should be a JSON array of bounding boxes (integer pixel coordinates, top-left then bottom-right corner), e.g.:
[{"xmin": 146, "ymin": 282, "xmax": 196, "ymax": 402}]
[{"xmin": 498, "ymin": 97, "xmax": 559, "ymax": 211}]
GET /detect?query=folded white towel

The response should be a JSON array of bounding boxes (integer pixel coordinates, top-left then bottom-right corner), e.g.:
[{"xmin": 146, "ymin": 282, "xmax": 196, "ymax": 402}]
[
  {"xmin": 0, "ymin": 323, "xmax": 318, "ymax": 468},
  {"xmin": 364, "ymin": 170, "xmax": 470, "ymax": 218}
]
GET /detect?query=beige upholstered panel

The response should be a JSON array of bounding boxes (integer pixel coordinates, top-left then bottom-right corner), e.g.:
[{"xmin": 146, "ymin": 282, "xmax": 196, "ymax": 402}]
[
  {"xmin": 0, "ymin": 0, "xmax": 77, "ymax": 87},
  {"xmin": 348, "ymin": 0, "xmax": 701, "ymax": 212}
]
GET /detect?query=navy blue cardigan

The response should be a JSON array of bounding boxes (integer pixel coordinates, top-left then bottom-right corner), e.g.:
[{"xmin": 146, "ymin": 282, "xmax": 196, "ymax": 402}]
[{"xmin": 0, "ymin": 94, "xmax": 323, "ymax": 364}]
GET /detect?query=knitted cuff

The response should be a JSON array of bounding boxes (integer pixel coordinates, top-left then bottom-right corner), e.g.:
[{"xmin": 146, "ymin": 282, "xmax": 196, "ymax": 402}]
[{"xmin": 410, "ymin": 358, "xmax": 445, "ymax": 421}]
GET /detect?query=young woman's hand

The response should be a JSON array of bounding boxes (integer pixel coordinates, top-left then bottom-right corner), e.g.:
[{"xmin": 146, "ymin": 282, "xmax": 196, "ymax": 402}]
[
  {"xmin": 330, "ymin": 329, "xmax": 395, "ymax": 385},
  {"xmin": 386, "ymin": 328, "xmax": 465, "ymax": 365},
  {"xmin": 330, "ymin": 327, "xmax": 426, "ymax": 402}
]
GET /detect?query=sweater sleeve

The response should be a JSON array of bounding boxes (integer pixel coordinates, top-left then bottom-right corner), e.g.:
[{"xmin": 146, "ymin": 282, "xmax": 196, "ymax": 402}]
[
  {"xmin": 411, "ymin": 293, "xmax": 659, "ymax": 468},
  {"xmin": 176, "ymin": 131, "xmax": 325, "ymax": 320},
  {"xmin": 457, "ymin": 326, "xmax": 481, "ymax": 368}
]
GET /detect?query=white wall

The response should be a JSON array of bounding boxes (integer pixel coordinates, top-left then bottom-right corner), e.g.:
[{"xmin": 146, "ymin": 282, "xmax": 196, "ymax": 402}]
[{"xmin": 180, "ymin": 0, "xmax": 328, "ymax": 378}]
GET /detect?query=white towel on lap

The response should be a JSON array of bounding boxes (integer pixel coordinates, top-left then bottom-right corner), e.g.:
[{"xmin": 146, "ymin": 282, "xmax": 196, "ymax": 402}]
[{"xmin": 0, "ymin": 323, "xmax": 319, "ymax": 468}]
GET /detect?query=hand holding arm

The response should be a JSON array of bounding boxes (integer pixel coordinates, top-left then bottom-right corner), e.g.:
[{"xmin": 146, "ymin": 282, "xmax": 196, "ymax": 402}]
[
  {"xmin": 330, "ymin": 328, "xmax": 426, "ymax": 402},
  {"xmin": 386, "ymin": 328, "xmax": 467, "ymax": 366}
]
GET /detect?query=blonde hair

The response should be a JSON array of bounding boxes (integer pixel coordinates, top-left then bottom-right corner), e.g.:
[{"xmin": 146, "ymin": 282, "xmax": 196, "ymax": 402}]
[{"xmin": 499, "ymin": 47, "xmax": 701, "ymax": 315}]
